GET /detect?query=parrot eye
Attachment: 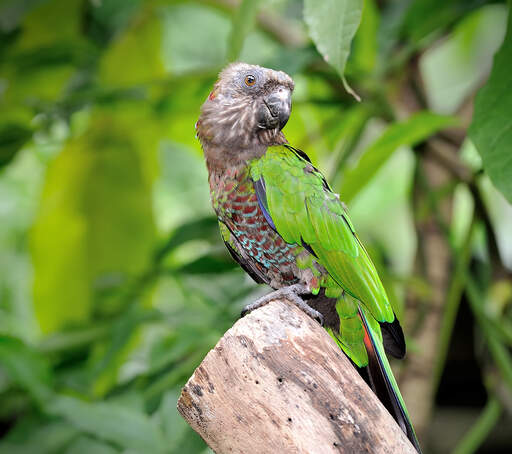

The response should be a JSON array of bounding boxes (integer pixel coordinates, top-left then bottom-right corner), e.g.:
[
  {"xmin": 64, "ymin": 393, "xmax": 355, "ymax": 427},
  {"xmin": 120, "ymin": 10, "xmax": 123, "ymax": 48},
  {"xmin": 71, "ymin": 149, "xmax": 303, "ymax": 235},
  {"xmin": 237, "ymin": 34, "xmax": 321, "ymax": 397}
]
[{"xmin": 244, "ymin": 74, "xmax": 256, "ymax": 86}]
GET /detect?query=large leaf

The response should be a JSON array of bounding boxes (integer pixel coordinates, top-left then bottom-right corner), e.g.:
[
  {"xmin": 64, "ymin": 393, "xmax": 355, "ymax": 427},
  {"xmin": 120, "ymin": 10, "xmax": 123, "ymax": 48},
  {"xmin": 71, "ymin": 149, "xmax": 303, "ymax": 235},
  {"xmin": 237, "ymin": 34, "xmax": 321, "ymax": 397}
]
[
  {"xmin": 162, "ymin": 4, "xmax": 230, "ymax": 75},
  {"xmin": 31, "ymin": 107, "xmax": 157, "ymax": 333},
  {"xmin": 339, "ymin": 112, "xmax": 457, "ymax": 203},
  {"xmin": 347, "ymin": 0, "xmax": 379, "ymax": 77},
  {"xmin": 303, "ymin": 0, "xmax": 363, "ymax": 78},
  {"xmin": 469, "ymin": 8, "xmax": 512, "ymax": 203},
  {"xmin": 49, "ymin": 395, "xmax": 166, "ymax": 454}
]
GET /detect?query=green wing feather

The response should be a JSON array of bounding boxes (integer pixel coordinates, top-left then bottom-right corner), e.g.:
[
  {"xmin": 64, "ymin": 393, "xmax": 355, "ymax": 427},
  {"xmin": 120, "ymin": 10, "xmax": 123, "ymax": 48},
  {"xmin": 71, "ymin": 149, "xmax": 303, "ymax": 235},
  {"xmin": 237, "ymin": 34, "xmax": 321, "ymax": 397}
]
[{"xmin": 250, "ymin": 145, "xmax": 394, "ymax": 365}]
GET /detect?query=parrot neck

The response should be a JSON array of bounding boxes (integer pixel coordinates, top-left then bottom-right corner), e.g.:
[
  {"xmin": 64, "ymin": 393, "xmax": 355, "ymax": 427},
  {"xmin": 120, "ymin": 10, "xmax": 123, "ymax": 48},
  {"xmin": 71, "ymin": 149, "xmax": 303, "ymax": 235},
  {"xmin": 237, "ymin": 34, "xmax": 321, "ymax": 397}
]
[
  {"xmin": 202, "ymin": 142, "xmax": 268, "ymax": 175},
  {"xmin": 207, "ymin": 158, "xmax": 251, "ymax": 204}
]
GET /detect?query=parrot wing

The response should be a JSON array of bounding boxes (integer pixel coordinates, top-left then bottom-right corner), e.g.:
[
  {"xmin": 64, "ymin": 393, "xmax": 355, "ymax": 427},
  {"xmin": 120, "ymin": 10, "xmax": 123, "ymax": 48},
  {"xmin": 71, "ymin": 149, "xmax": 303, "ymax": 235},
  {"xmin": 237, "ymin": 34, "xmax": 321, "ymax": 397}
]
[{"xmin": 249, "ymin": 144, "xmax": 394, "ymax": 324}]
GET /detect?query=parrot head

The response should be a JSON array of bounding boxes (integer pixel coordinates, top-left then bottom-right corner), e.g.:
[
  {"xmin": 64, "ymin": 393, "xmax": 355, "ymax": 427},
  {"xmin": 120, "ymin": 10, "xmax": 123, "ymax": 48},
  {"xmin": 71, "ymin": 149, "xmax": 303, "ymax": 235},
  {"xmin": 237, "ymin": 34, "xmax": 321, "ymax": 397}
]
[{"xmin": 197, "ymin": 63, "xmax": 294, "ymax": 155}]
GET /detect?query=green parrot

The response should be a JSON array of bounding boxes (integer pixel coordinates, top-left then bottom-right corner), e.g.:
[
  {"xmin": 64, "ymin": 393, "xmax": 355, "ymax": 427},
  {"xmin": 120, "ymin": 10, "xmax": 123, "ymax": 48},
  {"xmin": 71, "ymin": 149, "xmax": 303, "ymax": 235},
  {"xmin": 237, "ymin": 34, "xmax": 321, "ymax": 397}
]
[{"xmin": 196, "ymin": 62, "xmax": 421, "ymax": 452}]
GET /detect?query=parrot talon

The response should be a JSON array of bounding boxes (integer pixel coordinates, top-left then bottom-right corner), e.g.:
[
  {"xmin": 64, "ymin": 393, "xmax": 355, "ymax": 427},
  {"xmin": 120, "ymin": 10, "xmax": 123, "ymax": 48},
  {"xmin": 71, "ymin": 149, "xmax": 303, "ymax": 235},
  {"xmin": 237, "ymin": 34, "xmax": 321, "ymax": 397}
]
[{"xmin": 240, "ymin": 284, "xmax": 323, "ymax": 326}]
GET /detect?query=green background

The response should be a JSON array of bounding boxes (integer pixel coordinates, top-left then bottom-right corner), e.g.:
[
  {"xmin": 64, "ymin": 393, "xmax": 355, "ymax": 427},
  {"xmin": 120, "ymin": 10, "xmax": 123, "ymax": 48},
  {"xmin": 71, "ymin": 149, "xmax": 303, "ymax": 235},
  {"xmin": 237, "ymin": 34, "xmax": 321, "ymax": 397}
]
[{"xmin": 0, "ymin": 0, "xmax": 511, "ymax": 453}]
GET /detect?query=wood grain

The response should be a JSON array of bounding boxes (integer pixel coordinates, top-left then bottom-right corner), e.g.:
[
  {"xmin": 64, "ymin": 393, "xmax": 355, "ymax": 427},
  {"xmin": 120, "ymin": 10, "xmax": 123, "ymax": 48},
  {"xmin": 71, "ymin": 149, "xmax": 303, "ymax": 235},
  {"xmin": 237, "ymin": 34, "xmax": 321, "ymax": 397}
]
[{"xmin": 178, "ymin": 299, "xmax": 416, "ymax": 454}]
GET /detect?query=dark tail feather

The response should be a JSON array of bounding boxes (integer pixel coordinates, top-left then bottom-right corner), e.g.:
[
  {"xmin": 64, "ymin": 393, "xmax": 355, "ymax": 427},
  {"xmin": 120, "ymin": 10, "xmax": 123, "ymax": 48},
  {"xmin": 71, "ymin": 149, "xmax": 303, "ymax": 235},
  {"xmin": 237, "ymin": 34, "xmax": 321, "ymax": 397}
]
[
  {"xmin": 381, "ymin": 317, "xmax": 406, "ymax": 359},
  {"xmin": 359, "ymin": 309, "xmax": 422, "ymax": 453}
]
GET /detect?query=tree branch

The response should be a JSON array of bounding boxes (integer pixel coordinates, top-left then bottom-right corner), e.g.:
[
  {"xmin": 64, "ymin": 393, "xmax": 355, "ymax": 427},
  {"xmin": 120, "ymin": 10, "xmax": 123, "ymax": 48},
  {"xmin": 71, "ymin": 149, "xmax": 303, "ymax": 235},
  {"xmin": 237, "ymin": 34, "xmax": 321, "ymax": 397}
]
[{"xmin": 177, "ymin": 299, "xmax": 416, "ymax": 454}]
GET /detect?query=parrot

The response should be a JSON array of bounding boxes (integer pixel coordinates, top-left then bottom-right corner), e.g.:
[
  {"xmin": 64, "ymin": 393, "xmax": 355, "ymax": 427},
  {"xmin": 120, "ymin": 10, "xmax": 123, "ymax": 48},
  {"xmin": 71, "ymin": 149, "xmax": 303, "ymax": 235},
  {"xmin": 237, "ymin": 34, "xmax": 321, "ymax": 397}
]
[{"xmin": 196, "ymin": 62, "xmax": 421, "ymax": 453}]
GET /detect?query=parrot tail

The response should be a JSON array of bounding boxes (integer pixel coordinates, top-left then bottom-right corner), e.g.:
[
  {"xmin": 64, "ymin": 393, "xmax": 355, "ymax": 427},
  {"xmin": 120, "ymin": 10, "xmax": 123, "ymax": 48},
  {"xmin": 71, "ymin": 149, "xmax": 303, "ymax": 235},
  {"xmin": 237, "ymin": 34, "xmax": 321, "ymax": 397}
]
[{"xmin": 359, "ymin": 308, "xmax": 422, "ymax": 453}]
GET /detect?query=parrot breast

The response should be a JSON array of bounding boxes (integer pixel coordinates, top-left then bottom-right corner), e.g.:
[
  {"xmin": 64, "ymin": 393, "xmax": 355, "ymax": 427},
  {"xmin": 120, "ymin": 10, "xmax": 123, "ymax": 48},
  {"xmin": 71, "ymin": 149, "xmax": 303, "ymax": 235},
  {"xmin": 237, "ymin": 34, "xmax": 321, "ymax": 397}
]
[{"xmin": 209, "ymin": 165, "xmax": 318, "ymax": 290}]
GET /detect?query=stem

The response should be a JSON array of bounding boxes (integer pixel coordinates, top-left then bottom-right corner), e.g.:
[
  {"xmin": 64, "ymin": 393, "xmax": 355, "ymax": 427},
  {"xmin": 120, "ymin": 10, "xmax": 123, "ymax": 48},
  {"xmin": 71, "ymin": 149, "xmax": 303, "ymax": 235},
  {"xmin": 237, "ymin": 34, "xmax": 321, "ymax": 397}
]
[
  {"xmin": 432, "ymin": 216, "xmax": 476, "ymax": 392},
  {"xmin": 227, "ymin": 0, "xmax": 260, "ymax": 61},
  {"xmin": 452, "ymin": 396, "xmax": 501, "ymax": 454}
]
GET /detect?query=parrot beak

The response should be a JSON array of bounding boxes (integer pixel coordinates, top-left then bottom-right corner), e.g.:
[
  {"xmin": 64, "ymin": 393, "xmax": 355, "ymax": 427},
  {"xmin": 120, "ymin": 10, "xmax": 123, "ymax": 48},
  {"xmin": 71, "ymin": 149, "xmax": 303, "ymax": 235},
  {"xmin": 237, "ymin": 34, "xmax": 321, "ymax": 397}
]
[{"xmin": 258, "ymin": 88, "xmax": 292, "ymax": 131}]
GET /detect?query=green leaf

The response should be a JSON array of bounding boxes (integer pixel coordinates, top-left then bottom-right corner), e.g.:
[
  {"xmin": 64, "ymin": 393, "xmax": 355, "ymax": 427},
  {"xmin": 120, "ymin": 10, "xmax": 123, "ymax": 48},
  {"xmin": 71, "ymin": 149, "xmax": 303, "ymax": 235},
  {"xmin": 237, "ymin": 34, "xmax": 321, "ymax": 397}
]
[
  {"xmin": 339, "ymin": 112, "xmax": 457, "ymax": 203},
  {"xmin": 31, "ymin": 107, "xmax": 157, "ymax": 333},
  {"xmin": 420, "ymin": 4, "xmax": 508, "ymax": 114},
  {"xmin": 0, "ymin": 0, "xmax": 85, "ymax": 116},
  {"xmin": 0, "ymin": 336, "xmax": 53, "ymax": 405},
  {"xmin": 402, "ymin": 0, "xmax": 482, "ymax": 44},
  {"xmin": 99, "ymin": 5, "xmax": 166, "ymax": 87},
  {"xmin": 303, "ymin": 0, "xmax": 363, "ymax": 78},
  {"xmin": 347, "ymin": 0, "xmax": 379, "ymax": 76},
  {"xmin": 12, "ymin": 0, "xmax": 83, "ymax": 50},
  {"xmin": 49, "ymin": 395, "xmax": 166, "ymax": 454},
  {"xmin": 228, "ymin": 0, "xmax": 261, "ymax": 61},
  {"xmin": 162, "ymin": 4, "xmax": 230, "ymax": 75},
  {"xmin": 469, "ymin": 8, "xmax": 512, "ymax": 203}
]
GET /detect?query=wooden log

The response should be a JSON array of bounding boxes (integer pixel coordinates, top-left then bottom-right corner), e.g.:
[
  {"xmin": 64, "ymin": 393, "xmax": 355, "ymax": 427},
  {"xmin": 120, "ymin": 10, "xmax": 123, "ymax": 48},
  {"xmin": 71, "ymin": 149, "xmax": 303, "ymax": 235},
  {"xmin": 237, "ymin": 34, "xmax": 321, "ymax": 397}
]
[{"xmin": 177, "ymin": 299, "xmax": 416, "ymax": 454}]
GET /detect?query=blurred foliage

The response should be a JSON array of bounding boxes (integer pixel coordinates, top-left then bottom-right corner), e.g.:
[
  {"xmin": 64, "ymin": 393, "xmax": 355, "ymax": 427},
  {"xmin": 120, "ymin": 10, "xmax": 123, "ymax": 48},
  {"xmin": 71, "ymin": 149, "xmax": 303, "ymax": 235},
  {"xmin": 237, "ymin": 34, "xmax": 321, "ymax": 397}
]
[
  {"xmin": 303, "ymin": 0, "xmax": 363, "ymax": 80},
  {"xmin": 469, "ymin": 7, "xmax": 512, "ymax": 204},
  {"xmin": 0, "ymin": 0, "xmax": 511, "ymax": 453}
]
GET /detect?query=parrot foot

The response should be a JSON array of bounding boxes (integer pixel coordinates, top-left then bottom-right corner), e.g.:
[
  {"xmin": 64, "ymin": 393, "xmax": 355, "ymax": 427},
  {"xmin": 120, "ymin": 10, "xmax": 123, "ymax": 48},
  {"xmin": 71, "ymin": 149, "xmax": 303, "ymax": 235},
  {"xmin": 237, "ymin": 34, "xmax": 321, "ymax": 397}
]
[{"xmin": 241, "ymin": 284, "xmax": 324, "ymax": 326}]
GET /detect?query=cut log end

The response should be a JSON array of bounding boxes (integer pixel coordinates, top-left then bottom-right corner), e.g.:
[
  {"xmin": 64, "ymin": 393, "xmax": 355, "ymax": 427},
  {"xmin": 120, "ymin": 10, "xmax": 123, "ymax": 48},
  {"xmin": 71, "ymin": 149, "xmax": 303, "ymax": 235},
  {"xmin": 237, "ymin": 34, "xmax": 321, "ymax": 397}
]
[{"xmin": 178, "ymin": 299, "xmax": 416, "ymax": 454}]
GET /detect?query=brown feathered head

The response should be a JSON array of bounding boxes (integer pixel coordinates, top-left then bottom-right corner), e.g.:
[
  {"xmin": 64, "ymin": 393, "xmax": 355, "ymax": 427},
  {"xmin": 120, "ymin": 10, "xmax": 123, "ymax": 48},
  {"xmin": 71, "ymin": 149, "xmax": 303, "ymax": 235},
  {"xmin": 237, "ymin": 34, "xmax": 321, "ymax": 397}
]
[{"xmin": 196, "ymin": 63, "xmax": 294, "ymax": 153}]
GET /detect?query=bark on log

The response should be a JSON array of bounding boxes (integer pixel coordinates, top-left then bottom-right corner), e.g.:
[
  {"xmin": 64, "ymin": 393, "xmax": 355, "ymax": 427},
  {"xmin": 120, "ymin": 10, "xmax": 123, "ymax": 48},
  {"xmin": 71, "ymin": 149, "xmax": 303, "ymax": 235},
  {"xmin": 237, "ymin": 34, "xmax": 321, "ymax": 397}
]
[{"xmin": 177, "ymin": 299, "xmax": 416, "ymax": 454}]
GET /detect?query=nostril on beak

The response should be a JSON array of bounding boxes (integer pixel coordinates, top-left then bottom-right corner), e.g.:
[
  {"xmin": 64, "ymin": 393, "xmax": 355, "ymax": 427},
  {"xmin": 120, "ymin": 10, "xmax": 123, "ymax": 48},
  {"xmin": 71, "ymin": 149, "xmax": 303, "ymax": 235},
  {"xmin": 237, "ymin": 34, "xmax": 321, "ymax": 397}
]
[
  {"xmin": 263, "ymin": 98, "xmax": 279, "ymax": 118},
  {"xmin": 259, "ymin": 88, "xmax": 292, "ymax": 130}
]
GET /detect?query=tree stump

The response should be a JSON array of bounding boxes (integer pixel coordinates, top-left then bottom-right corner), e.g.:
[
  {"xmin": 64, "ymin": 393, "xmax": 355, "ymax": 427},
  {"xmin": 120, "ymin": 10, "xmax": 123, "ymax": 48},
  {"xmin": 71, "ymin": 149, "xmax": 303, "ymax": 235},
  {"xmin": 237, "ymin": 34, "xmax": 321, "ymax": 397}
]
[{"xmin": 177, "ymin": 299, "xmax": 416, "ymax": 454}]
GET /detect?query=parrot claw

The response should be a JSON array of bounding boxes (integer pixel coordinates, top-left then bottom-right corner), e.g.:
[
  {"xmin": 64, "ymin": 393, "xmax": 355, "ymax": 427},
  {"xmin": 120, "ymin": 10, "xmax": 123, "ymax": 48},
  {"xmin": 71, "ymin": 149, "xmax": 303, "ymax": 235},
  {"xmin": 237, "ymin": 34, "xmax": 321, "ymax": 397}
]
[
  {"xmin": 241, "ymin": 284, "xmax": 324, "ymax": 326},
  {"xmin": 314, "ymin": 312, "xmax": 324, "ymax": 326}
]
